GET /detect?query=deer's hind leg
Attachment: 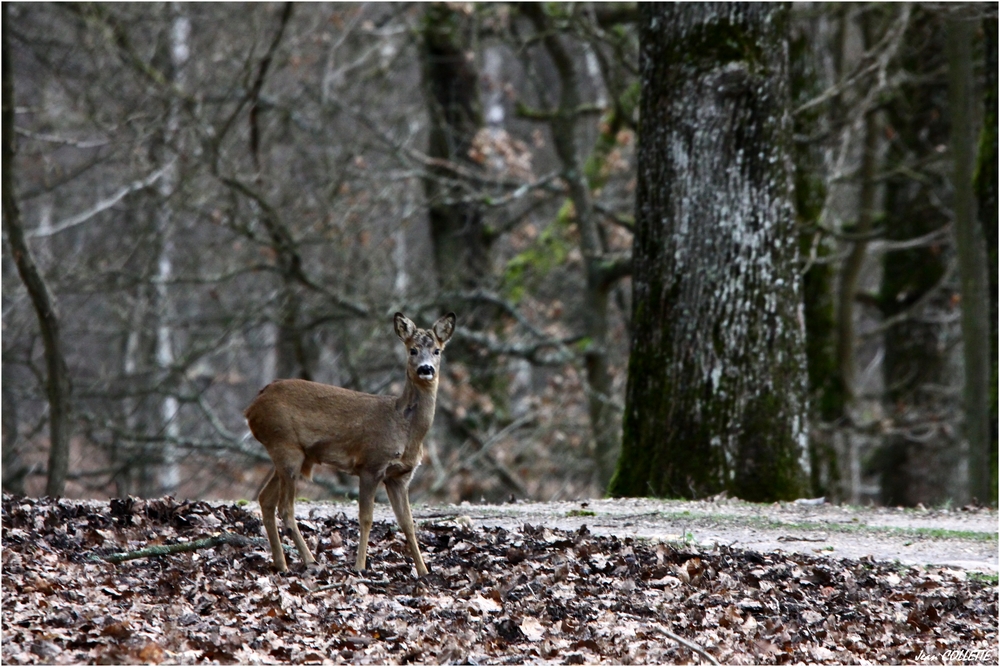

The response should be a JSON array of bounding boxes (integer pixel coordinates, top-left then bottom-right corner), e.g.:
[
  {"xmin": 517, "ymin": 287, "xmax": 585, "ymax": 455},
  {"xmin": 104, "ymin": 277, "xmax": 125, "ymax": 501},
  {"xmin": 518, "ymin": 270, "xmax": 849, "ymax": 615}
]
[
  {"xmin": 258, "ymin": 467, "xmax": 287, "ymax": 571},
  {"xmin": 275, "ymin": 457, "xmax": 316, "ymax": 567},
  {"xmin": 263, "ymin": 444, "xmax": 315, "ymax": 569},
  {"xmin": 355, "ymin": 470, "xmax": 378, "ymax": 571}
]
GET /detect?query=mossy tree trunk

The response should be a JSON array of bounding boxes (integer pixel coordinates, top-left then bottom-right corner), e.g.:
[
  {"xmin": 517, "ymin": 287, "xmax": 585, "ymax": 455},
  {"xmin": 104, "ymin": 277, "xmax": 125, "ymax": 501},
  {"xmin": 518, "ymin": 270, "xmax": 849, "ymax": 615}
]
[
  {"xmin": 947, "ymin": 17, "xmax": 992, "ymax": 507},
  {"xmin": 791, "ymin": 8, "xmax": 842, "ymax": 500},
  {"xmin": 609, "ymin": 3, "xmax": 809, "ymax": 502}
]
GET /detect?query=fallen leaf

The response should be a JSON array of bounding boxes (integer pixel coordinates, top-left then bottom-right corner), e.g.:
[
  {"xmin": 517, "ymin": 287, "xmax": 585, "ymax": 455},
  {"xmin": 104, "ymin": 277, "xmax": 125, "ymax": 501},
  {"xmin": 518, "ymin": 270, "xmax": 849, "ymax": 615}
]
[{"xmin": 519, "ymin": 617, "xmax": 545, "ymax": 642}]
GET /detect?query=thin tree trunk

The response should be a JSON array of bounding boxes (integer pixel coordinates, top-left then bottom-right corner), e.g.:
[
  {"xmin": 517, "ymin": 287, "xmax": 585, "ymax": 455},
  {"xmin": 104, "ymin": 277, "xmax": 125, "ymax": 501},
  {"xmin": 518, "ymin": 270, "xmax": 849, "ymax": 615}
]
[
  {"xmin": 421, "ymin": 2, "xmax": 488, "ymax": 292},
  {"xmin": 792, "ymin": 7, "xmax": 843, "ymax": 500},
  {"xmin": 610, "ymin": 3, "xmax": 808, "ymax": 501},
  {"xmin": 2, "ymin": 6, "xmax": 73, "ymax": 497},
  {"xmin": 876, "ymin": 8, "xmax": 953, "ymax": 506},
  {"xmin": 974, "ymin": 17, "xmax": 998, "ymax": 505},
  {"xmin": 521, "ymin": 4, "xmax": 622, "ymax": 491},
  {"xmin": 835, "ymin": 34, "xmax": 880, "ymax": 400},
  {"xmin": 118, "ymin": 294, "xmax": 145, "ymax": 497},
  {"xmin": 947, "ymin": 17, "xmax": 991, "ymax": 505},
  {"xmin": 249, "ymin": 4, "xmax": 311, "ymax": 383},
  {"xmin": 153, "ymin": 2, "xmax": 190, "ymax": 495}
]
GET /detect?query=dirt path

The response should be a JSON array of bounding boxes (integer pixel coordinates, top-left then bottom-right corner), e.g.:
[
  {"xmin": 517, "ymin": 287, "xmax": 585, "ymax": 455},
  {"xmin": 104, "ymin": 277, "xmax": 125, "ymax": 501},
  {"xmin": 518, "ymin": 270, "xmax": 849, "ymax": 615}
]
[{"xmin": 297, "ymin": 496, "xmax": 999, "ymax": 574}]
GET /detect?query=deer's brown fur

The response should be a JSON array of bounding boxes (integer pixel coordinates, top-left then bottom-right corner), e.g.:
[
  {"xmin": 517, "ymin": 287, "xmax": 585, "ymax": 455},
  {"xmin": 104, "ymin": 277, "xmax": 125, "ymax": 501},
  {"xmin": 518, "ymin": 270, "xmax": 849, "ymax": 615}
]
[{"xmin": 245, "ymin": 312, "xmax": 456, "ymax": 576}]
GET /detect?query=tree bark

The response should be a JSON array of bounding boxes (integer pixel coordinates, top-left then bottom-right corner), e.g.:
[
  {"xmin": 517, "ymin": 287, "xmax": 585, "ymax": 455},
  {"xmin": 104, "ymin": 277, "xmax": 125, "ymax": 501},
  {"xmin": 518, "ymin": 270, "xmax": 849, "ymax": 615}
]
[
  {"xmin": 2, "ymin": 6, "xmax": 73, "ymax": 497},
  {"xmin": 610, "ymin": 3, "xmax": 808, "ymax": 501},
  {"xmin": 947, "ymin": 17, "xmax": 992, "ymax": 506}
]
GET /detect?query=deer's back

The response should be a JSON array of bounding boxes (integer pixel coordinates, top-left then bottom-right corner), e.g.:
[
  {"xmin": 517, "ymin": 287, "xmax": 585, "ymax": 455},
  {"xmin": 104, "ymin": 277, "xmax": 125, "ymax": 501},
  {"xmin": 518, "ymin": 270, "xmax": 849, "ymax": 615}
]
[{"xmin": 245, "ymin": 379, "xmax": 401, "ymax": 469}]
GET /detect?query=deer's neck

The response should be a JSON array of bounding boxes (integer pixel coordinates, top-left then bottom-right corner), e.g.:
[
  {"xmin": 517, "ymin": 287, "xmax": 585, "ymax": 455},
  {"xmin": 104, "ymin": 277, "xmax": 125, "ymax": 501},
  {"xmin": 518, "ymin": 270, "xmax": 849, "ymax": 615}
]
[{"xmin": 396, "ymin": 377, "xmax": 437, "ymax": 445}]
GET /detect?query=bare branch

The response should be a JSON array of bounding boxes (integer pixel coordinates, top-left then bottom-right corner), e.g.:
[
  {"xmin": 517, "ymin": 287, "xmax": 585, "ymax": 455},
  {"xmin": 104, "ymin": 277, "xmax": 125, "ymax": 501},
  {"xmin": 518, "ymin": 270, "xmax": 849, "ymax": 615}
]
[
  {"xmin": 28, "ymin": 161, "xmax": 176, "ymax": 238},
  {"xmin": 860, "ymin": 263, "xmax": 957, "ymax": 339},
  {"xmin": 794, "ymin": 4, "xmax": 912, "ymax": 117},
  {"xmin": 14, "ymin": 127, "xmax": 109, "ymax": 149},
  {"xmin": 455, "ymin": 325, "xmax": 578, "ymax": 366},
  {"xmin": 249, "ymin": 3, "xmax": 294, "ymax": 175},
  {"xmin": 867, "ymin": 224, "xmax": 952, "ymax": 254}
]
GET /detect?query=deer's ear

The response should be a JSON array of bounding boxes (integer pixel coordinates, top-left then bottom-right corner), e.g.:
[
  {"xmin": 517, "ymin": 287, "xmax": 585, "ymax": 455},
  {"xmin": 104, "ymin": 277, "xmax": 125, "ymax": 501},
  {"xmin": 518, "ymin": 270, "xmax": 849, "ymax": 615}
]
[
  {"xmin": 394, "ymin": 313, "xmax": 416, "ymax": 341},
  {"xmin": 433, "ymin": 312, "xmax": 456, "ymax": 345}
]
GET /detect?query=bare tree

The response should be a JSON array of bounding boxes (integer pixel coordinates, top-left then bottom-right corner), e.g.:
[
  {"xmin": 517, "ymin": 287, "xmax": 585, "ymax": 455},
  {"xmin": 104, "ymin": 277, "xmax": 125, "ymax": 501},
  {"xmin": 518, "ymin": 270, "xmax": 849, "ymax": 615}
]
[
  {"xmin": 947, "ymin": 16, "xmax": 992, "ymax": 505},
  {"xmin": 2, "ymin": 5, "xmax": 72, "ymax": 496},
  {"xmin": 3, "ymin": 2, "xmax": 990, "ymax": 508},
  {"xmin": 514, "ymin": 4, "xmax": 634, "ymax": 489},
  {"xmin": 975, "ymin": 16, "xmax": 998, "ymax": 503}
]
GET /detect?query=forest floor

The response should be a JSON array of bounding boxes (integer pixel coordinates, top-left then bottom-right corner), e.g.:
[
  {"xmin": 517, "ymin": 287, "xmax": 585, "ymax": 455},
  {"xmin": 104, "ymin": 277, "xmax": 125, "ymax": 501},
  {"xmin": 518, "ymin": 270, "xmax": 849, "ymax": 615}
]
[{"xmin": 2, "ymin": 494, "xmax": 997, "ymax": 665}]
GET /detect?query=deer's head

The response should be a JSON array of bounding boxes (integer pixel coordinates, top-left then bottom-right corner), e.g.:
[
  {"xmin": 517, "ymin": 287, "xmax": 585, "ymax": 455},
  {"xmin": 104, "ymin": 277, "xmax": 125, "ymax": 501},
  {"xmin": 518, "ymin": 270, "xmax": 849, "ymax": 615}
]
[{"xmin": 394, "ymin": 312, "xmax": 456, "ymax": 384}]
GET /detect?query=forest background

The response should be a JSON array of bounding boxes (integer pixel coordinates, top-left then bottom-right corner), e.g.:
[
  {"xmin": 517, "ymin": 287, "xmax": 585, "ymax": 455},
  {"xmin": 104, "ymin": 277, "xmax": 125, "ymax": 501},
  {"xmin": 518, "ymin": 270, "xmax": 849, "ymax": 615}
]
[{"xmin": 3, "ymin": 2, "xmax": 997, "ymax": 510}]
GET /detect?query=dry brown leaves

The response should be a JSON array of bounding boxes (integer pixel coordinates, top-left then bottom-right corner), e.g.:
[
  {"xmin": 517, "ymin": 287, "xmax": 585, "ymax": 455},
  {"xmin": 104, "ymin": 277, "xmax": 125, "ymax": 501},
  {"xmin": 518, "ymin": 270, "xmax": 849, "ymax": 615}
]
[{"xmin": 2, "ymin": 494, "xmax": 996, "ymax": 665}]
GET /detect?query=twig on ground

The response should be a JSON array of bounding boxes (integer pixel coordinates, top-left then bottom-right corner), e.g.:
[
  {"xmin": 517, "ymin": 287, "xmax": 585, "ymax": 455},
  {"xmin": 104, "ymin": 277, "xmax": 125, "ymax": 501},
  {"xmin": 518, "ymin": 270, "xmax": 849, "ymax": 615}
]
[
  {"xmin": 100, "ymin": 532, "xmax": 273, "ymax": 564},
  {"xmin": 656, "ymin": 626, "xmax": 720, "ymax": 665},
  {"xmin": 311, "ymin": 577, "xmax": 391, "ymax": 594}
]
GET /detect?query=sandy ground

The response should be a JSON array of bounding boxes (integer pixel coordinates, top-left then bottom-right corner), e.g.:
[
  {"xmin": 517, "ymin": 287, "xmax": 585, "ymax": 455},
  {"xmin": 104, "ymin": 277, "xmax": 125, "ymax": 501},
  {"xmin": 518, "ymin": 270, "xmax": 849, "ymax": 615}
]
[{"xmin": 294, "ymin": 496, "xmax": 999, "ymax": 574}]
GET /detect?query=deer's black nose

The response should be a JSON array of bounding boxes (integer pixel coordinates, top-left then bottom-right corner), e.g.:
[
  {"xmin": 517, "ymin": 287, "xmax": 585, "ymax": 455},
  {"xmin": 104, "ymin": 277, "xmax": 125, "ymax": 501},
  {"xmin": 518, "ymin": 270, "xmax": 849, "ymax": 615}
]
[{"xmin": 417, "ymin": 364, "xmax": 435, "ymax": 379}]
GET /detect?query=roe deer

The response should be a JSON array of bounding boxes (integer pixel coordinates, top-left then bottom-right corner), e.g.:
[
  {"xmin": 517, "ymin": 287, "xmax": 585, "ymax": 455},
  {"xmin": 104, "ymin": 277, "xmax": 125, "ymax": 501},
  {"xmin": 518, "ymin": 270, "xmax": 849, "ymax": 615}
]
[{"xmin": 245, "ymin": 312, "xmax": 456, "ymax": 576}]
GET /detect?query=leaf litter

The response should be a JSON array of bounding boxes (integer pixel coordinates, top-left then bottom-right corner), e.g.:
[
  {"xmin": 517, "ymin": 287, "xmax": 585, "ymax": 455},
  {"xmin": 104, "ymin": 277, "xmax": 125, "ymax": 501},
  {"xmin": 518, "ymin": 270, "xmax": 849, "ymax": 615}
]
[{"xmin": 2, "ymin": 494, "xmax": 997, "ymax": 665}]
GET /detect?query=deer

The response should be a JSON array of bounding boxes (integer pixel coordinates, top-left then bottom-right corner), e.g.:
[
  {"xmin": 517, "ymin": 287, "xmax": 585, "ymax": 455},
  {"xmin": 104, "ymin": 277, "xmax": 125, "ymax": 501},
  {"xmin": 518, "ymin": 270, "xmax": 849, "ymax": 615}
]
[{"xmin": 245, "ymin": 312, "xmax": 456, "ymax": 577}]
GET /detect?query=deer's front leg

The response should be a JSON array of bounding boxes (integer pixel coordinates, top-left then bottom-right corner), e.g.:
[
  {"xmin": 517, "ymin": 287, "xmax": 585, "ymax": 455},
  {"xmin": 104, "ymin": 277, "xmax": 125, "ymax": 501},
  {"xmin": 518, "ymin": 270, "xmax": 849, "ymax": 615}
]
[
  {"xmin": 355, "ymin": 470, "xmax": 378, "ymax": 571},
  {"xmin": 385, "ymin": 474, "xmax": 428, "ymax": 576}
]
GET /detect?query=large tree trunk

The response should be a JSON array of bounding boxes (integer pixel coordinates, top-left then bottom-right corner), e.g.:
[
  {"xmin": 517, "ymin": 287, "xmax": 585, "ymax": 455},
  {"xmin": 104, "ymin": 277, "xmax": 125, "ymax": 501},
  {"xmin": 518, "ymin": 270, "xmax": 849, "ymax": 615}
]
[
  {"xmin": 3, "ymin": 6, "xmax": 73, "ymax": 497},
  {"xmin": 610, "ymin": 3, "xmax": 809, "ymax": 501},
  {"xmin": 947, "ymin": 17, "xmax": 992, "ymax": 506},
  {"xmin": 247, "ymin": 5, "xmax": 310, "ymax": 384}
]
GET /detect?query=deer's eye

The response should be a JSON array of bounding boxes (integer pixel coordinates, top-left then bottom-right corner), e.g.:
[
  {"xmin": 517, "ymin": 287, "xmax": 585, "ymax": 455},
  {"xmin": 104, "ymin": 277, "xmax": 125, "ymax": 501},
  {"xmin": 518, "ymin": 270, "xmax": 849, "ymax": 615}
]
[
  {"xmin": 410, "ymin": 348, "xmax": 418, "ymax": 356},
  {"xmin": 434, "ymin": 349, "xmax": 441, "ymax": 355}
]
